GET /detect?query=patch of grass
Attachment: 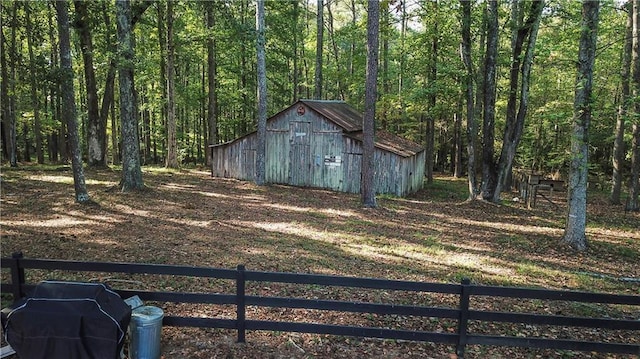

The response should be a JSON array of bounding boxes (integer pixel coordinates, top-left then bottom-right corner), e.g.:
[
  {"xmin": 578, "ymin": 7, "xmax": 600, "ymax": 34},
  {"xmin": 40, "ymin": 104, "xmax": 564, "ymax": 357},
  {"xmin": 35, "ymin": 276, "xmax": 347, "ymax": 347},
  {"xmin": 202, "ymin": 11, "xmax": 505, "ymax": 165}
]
[
  {"xmin": 592, "ymin": 240, "xmax": 639, "ymax": 261},
  {"xmin": 493, "ymin": 234, "xmax": 528, "ymax": 248},
  {"xmin": 307, "ymin": 211, "xmax": 329, "ymax": 220},
  {"xmin": 422, "ymin": 177, "xmax": 468, "ymax": 201}
]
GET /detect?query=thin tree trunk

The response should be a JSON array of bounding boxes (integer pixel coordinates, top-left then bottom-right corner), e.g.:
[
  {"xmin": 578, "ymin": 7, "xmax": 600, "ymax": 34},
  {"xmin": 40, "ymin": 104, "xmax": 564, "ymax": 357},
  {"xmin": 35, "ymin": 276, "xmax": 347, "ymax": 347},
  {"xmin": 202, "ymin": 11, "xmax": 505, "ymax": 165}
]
[
  {"xmin": 563, "ymin": 0, "xmax": 599, "ymax": 251},
  {"xmin": 48, "ymin": 1, "xmax": 65, "ymax": 163},
  {"xmin": 454, "ymin": 101, "xmax": 463, "ymax": 178},
  {"xmin": 74, "ymin": 1, "xmax": 105, "ymax": 167},
  {"xmin": 0, "ymin": 13, "xmax": 8, "ymax": 161},
  {"xmin": 100, "ymin": 3, "xmax": 117, "ymax": 164},
  {"xmin": 56, "ymin": 0, "xmax": 90, "ymax": 203},
  {"xmin": 314, "ymin": 0, "xmax": 323, "ymax": 100},
  {"xmin": 157, "ymin": 2, "xmax": 167, "ymax": 163},
  {"xmin": 116, "ymin": 0, "xmax": 144, "ymax": 191},
  {"xmin": 461, "ymin": 0, "xmax": 478, "ymax": 199},
  {"xmin": 627, "ymin": 0, "xmax": 640, "ymax": 211},
  {"xmin": 166, "ymin": 0, "xmax": 178, "ymax": 168},
  {"xmin": 611, "ymin": 1, "xmax": 633, "ymax": 205},
  {"xmin": 1, "ymin": 3, "xmax": 12, "ymax": 162},
  {"xmin": 255, "ymin": 0, "xmax": 267, "ymax": 186},
  {"xmin": 326, "ymin": 1, "xmax": 345, "ymax": 101},
  {"xmin": 292, "ymin": 0, "xmax": 301, "ymax": 101},
  {"xmin": 25, "ymin": 2, "xmax": 44, "ymax": 164},
  {"xmin": 426, "ymin": 0, "xmax": 438, "ymax": 184},
  {"xmin": 240, "ymin": 0, "xmax": 250, "ymax": 135},
  {"xmin": 206, "ymin": 1, "xmax": 218, "ymax": 166},
  {"xmin": 7, "ymin": 2, "xmax": 18, "ymax": 167},
  {"xmin": 481, "ymin": 0, "xmax": 499, "ymax": 200},
  {"xmin": 381, "ymin": 2, "xmax": 390, "ymax": 130},
  {"xmin": 362, "ymin": 0, "xmax": 379, "ymax": 208},
  {"xmin": 474, "ymin": 3, "xmax": 487, "ymax": 144},
  {"xmin": 111, "ymin": 93, "xmax": 118, "ymax": 165}
]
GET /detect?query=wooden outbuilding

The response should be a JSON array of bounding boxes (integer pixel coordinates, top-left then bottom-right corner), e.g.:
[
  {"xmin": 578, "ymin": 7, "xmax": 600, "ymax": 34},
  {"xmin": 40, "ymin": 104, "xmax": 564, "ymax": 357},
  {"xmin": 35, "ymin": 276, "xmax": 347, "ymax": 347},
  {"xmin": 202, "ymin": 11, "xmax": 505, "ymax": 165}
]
[{"xmin": 210, "ymin": 100, "xmax": 425, "ymax": 197}]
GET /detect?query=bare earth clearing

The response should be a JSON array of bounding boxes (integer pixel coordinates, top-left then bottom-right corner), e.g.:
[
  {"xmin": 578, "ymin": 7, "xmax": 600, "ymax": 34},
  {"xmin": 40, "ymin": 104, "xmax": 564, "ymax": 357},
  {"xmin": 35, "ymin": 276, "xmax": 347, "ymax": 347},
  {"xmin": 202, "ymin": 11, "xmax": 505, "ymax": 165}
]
[{"xmin": 1, "ymin": 166, "xmax": 638, "ymax": 358}]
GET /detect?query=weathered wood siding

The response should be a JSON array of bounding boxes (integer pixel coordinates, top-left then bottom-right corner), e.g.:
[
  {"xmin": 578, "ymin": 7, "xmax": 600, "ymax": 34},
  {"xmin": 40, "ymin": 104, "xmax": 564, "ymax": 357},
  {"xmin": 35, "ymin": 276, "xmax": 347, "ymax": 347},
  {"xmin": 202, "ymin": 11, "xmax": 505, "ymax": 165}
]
[
  {"xmin": 211, "ymin": 102, "xmax": 425, "ymax": 197},
  {"xmin": 211, "ymin": 136, "xmax": 256, "ymax": 181},
  {"xmin": 342, "ymin": 136, "xmax": 425, "ymax": 197}
]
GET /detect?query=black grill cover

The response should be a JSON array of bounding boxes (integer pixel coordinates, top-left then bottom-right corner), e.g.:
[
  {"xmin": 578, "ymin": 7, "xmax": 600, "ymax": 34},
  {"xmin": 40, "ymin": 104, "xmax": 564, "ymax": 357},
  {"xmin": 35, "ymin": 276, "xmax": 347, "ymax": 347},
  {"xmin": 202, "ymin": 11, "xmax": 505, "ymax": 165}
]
[{"xmin": 1, "ymin": 281, "xmax": 131, "ymax": 359}]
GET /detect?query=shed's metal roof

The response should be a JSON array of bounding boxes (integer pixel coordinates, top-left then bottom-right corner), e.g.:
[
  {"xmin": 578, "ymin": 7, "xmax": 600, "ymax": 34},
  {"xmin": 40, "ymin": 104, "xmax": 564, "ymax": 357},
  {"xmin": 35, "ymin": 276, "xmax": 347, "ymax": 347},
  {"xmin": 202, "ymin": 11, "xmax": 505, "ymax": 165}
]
[
  {"xmin": 301, "ymin": 100, "xmax": 362, "ymax": 132},
  {"xmin": 346, "ymin": 130, "xmax": 424, "ymax": 158},
  {"xmin": 300, "ymin": 100, "xmax": 424, "ymax": 157}
]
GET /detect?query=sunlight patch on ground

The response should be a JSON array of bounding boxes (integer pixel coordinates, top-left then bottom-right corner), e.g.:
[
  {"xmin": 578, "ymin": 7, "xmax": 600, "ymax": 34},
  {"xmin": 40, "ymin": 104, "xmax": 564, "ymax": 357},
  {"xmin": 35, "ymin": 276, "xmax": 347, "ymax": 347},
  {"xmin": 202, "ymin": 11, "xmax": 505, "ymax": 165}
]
[
  {"xmin": 162, "ymin": 217, "xmax": 212, "ymax": 228},
  {"xmin": 239, "ymin": 194, "xmax": 268, "ymax": 202},
  {"xmin": 193, "ymin": 191, "xmax": 233, "ymax": 199},
  {"xmin": 2, "ymin": 217, "xmax": 93, "ymax": 227},
  {"xmin": 111, "ymin": 204, "xmax": 151, "ymax": 217},
  {"xmin": 429, "ymin": 212, "xmax": 563, "ymax": 236},
  {"xmin": 27, "ymin": 174, "xmax": 115, "ymax": 186},
  {"xmin": 262, "ymin": 203, "xmax": 358, "ymax": 218},
  {"xmin": 244, "ymin": 220, "xmax": 515, "ymax": 279},
  {"xmin": 587, "ymin": 227, "xmax": 640, "ymax": 240},
  {"xmin": 87, "ymin": 238, "xmax": 121, "ymax": 246},
  {"xmin": 246, "ymin": 221, "xmax": 335, "ymax": 241},
  {"xmin": 161, "ymin": 183, "xmax": 198, "ymax": 190}
]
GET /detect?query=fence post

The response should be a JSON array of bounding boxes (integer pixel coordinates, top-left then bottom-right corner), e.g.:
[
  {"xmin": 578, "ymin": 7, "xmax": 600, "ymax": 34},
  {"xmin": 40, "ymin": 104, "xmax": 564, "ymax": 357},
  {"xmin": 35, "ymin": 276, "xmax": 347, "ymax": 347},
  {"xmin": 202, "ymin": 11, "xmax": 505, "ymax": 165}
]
[
  {"xmin": 236, "ymin": 264, "xmax": 246, "ymax": 343},
  {"xmin": 456, "ymin": 278, "xmax": 471, "ymax": 358},
  {"xmin": 10, "ymin": 252, "xmax": 26, "ymax": 301}
]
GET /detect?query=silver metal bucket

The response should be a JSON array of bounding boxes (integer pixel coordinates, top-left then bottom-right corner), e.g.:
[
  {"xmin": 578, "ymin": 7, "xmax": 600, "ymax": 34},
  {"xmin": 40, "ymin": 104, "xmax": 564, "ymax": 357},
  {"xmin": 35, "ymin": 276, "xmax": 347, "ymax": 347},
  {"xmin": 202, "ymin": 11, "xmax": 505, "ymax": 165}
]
[{"xmin": 128, "ymin": 306, "xmax": 164, "ymax": 359}]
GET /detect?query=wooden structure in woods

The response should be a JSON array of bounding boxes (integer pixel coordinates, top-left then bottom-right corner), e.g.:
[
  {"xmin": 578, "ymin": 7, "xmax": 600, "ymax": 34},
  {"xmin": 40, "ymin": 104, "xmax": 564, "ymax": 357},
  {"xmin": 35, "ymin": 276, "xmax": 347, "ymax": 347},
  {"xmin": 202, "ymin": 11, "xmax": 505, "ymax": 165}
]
[
  {"xmin": 210, "ymin": 100, "xmax": 425, "ymax": 197},
  {"xmin": 516, "ymin": 172, "xmax": 566, "ymax": 209}
]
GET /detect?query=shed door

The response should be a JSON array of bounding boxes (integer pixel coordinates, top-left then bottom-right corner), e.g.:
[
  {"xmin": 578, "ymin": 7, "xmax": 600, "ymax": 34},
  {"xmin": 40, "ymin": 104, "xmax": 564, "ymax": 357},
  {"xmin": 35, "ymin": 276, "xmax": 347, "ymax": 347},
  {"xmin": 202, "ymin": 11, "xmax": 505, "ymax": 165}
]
[{"xmin": 290, "ymin": 121, "xmax": 311, "ymax": 186}]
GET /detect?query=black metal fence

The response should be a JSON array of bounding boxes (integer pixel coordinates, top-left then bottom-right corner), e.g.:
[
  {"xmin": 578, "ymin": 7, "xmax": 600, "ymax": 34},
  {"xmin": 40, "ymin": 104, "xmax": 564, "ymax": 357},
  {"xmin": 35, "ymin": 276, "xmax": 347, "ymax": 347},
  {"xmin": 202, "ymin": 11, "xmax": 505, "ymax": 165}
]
[{"xmin": 1, "ymin": 252, "xmax": 639, "ymax": 357}]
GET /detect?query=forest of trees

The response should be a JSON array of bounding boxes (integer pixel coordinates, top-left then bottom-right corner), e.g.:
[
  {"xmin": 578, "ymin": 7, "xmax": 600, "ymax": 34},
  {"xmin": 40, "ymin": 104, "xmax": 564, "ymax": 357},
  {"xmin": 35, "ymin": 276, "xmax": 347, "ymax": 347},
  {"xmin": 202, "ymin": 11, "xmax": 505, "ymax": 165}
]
[{"xmin": 1, "ymin": 0, "xmax": 639, "ymax": 212}]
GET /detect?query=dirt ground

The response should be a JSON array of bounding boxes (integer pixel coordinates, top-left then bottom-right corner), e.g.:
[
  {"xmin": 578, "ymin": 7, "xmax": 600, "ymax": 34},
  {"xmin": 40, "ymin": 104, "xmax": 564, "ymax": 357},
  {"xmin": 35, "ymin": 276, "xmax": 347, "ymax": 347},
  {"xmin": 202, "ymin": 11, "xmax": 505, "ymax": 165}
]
[{"xmin": 1, "ymin": 166, "xmax": 638, "ymax": 358}]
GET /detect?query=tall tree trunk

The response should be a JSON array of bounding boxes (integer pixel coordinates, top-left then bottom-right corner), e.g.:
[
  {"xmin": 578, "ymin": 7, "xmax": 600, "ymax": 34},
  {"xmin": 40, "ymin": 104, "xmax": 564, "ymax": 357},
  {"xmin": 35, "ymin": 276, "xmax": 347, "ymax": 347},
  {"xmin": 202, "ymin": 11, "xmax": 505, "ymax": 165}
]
[
  {"xmin": 255, "ymin": 0, "xmax": 267, "ymax": 186},
  {"xmin": 206, "ymin": 1, "xmax": 218, "ymax": 166},
  {"xmin": 481, "ymin": 0, "xmax": 499, "ymax": 200},
  {"xmin": 240, "ymin": 0, "xmax": 250, "ymax": 136},
  {"xmin": 25, "ymin": 2, "xmax": 44, "ymax": 164},
  {"xmin": 56, "ymin": 0, "xmax": 90, "ymax": 203},
  {"xmin": 157, "ymin": 2, "xmax": 167, "ymax": 163},
  {"xmin": 381, "ymin": 2, "xmax": 390, "ymax": 130},
  {"xmin": 398, "ymin": 0, "xmax": 407, "ymax": 135},
  {"xmin": 116, "ymin": 0, "xmax": 144, "ymax": 191},
  {"xmin": 141, "ymin": 90, "xmax": 151, "ymax": 164},
  {"xmin": 454, "ymin": 101, "xmax": 463, "ymax": 178},
  {"xmin": 326, "ymin": 1, "xmax": 345, "ymax": 101},
  {"xmin": 111, "ymin": 92, "xmax": 118, "ymax": 164},
  {"xmin": 562, "ymin": 0, "xmax": 599, "ymax": 251},
  {"xmin": 362, "ymin": 0, "xmax": 379, "ymax": 208},
  {"xmin": 100, "ymin": 2, "xmax": 117, "ymax": 164},
  {"xmin": 491, "ymin": 0, "xmax": 544, "ymax": 203},
  {"xmin": 474, "ymin": 3, "xmax": 487, "ymax": 144},
  {"xmin": 1, "ymin": 3, "xmax": 12, "ymax": 162},
  {"xmin": 314, "ymin": 0, "xmax": 323, "ymax": 100},
  {"xmin": 47, "ymin": 1, "xmax": 65, "ymax": 163},
  {"xmin": 425, "ymin": 0, "xmax": 438, "ymax": 184},
  {"xmin": 461, "ymin": 0, "xmax": 478, "ymax": 199},
  {"xmin": 74, "ymin": 1, "xmax": 105, "ymax": 167},
  {"xmin": 349, "ymin": 0, "xmax": 356, "ymax": 80},
  {"xmin": 166, "ymin": 0, "xmax": 178, "ymax": 168},
  {"xmin": 6, "ymin": 2, "xmax": 18, "ymax": 167},
  {"xmin": 292, "ymin": 0, "xmax": 301, "ymax": 101},
  {"xmin": 611, "ymin": 1, "xmax": 633, "ymax": 205},
  {"xmin": 627, "ymin": 0, "xmax": 640, "ymax": 211}
]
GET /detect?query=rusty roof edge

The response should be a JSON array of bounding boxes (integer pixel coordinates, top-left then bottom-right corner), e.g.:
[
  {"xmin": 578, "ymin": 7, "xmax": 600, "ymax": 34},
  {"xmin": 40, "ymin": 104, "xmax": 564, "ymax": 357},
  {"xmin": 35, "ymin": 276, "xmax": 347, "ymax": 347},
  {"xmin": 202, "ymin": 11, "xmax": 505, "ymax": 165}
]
[{"xmin": 343, "ymin": 131, "xmax": 425, "ymax": 158}]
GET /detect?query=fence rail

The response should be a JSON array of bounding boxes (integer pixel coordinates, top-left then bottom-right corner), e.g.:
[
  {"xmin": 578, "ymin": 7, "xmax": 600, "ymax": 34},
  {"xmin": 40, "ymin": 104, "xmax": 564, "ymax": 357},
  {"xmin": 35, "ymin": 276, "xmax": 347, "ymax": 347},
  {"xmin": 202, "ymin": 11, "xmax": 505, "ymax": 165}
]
[{"xmin": 1, "ymin": 252, "xmax": 638, "ymax": 357}]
